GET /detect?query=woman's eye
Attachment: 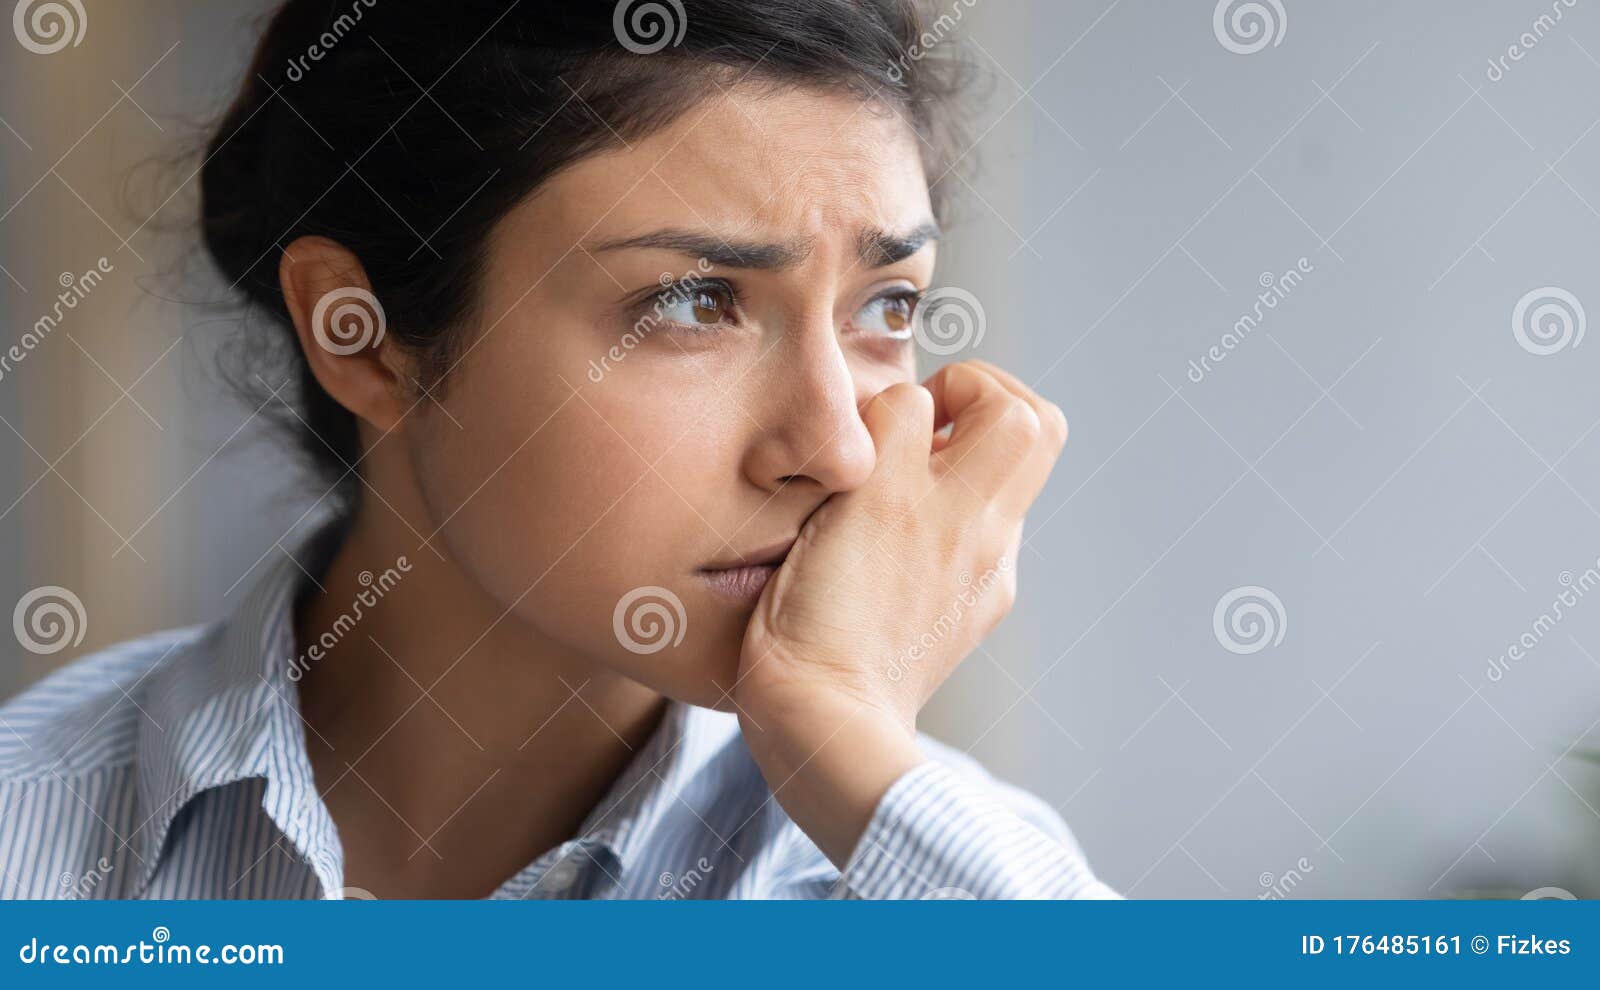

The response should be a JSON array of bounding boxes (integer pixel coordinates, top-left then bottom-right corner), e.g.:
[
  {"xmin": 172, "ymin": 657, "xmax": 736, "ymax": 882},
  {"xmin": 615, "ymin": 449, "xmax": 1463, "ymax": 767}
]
[
  {"xmin": 658, "ymin": 284, "xmax": 733, "ymax": 328},
  {"xmin": 853, "ymin": 291, "xmax": 920, "ymax": 339}
]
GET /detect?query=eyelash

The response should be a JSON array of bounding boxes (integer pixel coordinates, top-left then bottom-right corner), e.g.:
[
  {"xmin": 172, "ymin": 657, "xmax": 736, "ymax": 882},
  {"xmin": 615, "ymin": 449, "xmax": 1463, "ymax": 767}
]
[{"xmin": 636, "ymin": 279, "xmax": 923, "ymax": 343}]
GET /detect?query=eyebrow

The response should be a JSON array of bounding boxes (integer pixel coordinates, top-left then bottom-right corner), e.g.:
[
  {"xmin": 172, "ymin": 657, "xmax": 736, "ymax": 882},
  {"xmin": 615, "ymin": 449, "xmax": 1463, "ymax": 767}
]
[
  {"xmin": 586, "ymin": 220, "xmax": 940, "ymax": 271},
  {"xmin": 856, "ymin": 221, "xmax": 941, "ymax": 267}
]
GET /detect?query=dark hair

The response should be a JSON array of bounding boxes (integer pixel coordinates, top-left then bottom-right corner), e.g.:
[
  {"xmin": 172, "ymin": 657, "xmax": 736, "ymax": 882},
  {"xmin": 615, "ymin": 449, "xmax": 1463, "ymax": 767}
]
[{"xmin": 201, "ymin": 0, "xmax": 973, "ymax": 500}]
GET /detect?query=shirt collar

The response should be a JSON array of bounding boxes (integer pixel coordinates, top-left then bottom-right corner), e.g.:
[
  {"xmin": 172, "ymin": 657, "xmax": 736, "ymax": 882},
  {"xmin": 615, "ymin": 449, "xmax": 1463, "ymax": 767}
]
[
  {"xmin": 485, "ymin": 695, "xmax": 739, "ymax": 900},
  {"xmin": 131, "ymin": 515, "xmax": 349, "ymax": 898},
  {"xmin": 574, "ymin": 699, "xmax": 727, "ymax": 878}
]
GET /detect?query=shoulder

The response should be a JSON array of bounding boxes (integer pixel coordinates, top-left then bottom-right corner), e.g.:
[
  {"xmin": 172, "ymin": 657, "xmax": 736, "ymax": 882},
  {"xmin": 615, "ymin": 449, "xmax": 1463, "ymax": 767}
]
[
  {"xmin": 0, "ymin": 625, "xmax": 214, "ymax": 898},
  {"xmin": 0, "ymin": 624, "xmax": 209, "ymax": 781}
]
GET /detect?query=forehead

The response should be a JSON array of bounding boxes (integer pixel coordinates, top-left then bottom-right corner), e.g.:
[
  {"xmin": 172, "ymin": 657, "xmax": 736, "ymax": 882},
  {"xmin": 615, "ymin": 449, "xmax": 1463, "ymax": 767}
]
[{"xmin": 525, "ymin": 83, "xmax": 933, "ymax": 251}]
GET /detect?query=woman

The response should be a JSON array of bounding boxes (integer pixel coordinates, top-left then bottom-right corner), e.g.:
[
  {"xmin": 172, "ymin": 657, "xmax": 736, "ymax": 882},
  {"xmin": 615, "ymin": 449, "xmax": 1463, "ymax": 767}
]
[{"xmin": 0, "ymin": 0, "xmax": 1116, "ymax": 900}]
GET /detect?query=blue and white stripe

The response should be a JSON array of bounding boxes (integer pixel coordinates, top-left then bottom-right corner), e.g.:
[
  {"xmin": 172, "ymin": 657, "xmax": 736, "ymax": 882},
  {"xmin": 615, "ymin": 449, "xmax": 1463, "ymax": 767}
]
[{"xmin": 0, "ymin": 528, "xmax": 1116, "ymax": 900}]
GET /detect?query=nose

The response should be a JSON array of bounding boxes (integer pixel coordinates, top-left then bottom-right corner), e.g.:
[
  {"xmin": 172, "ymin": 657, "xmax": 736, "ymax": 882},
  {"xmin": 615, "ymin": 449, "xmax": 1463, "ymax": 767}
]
[{"xmin": 741, "ymin": 326, "xmax": 877, "ymax": 496}]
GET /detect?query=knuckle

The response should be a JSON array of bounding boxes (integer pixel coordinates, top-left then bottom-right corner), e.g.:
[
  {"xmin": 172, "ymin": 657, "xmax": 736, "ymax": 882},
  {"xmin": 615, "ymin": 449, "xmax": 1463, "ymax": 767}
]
[
  {"xmin": 997, "ymin": 399, "xmax": 1041, "ymax": 446},
  {"xmin": 996, "ymin": 577, "xmax": 1017, "ymax": 612},
  {"xmin": 1040, "ymin": 401, "xmax": 1069, "ymax": 447}
]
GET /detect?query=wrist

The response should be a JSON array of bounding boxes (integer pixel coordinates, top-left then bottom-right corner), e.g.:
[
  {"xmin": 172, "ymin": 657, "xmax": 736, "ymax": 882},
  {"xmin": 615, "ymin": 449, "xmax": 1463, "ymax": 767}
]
[{"xmin": 736, "ymin": 677, "xmax": 925, "ymax": 868}]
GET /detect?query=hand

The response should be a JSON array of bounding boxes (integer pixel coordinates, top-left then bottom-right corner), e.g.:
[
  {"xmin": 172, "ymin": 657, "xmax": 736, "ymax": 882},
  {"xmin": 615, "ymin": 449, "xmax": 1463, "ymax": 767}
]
[{"xmin": 733, "ymin": 360, "xmax": 1068, "ymax": 866}]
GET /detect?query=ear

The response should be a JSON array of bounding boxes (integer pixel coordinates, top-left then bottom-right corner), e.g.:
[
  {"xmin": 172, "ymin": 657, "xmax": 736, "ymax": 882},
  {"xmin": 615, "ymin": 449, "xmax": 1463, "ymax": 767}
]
[{"xmin": 279, "ymin": 235, "xmax": 411, "ymax": 433}]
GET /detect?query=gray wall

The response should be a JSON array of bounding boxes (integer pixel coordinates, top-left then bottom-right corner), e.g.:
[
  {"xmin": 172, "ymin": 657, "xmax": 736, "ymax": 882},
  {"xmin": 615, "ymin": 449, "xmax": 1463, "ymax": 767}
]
[
  {"xmin": 3, "ymin": 1, "xmax": 1597, "ymax": 898},
  {"xmin": 932, "ymin": 0, "xmax": 1600, "ymax": 897}
]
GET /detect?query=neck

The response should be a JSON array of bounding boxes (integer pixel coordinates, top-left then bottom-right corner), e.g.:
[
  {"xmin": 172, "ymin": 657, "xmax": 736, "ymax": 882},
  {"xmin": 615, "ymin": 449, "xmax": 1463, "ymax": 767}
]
[{"xmin": 293, "ymin": 507, "xmax": 665, "ymax": 899}]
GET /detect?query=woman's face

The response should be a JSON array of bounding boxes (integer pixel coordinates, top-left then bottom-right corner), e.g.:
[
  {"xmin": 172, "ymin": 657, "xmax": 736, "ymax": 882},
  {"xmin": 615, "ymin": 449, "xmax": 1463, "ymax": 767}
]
[{"xmin": 405, "ymin": 83, "xmax": 937, "ymax": 707}]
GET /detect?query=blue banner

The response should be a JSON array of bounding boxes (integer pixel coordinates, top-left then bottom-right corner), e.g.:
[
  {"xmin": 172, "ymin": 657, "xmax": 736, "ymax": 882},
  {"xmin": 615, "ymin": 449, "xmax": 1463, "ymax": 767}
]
[{"xmin": 1, "ymin": 900, "xmax": 1592, "ymax": 986}]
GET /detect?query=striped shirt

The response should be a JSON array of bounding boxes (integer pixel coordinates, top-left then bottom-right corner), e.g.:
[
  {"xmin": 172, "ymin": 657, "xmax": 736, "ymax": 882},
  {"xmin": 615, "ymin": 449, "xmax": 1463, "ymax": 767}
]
[{"xmin": 0, "ymin": 525, "xmax": 1117, "ymax": 900}]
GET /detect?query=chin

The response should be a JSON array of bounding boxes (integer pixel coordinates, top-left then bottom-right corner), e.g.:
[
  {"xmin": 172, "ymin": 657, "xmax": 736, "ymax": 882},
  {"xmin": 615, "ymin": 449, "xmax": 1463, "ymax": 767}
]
[
  {"xmin": 617, "ymin": 649, "xmax": 745, "ymax": 712},
  {"xmin": 591, "ymin": 572, "xmax": 759, "ymax": 708},
  {"xmin": 599, "ymin": 612, "xmax": 748, "ymax": 712}
]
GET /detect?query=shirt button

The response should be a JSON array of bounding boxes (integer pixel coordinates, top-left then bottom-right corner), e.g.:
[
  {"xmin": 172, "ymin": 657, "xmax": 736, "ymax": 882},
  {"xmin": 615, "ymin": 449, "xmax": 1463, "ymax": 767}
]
[{"xmin": 542, "ymin": 859, "xmax": 580, "ymax": 893}]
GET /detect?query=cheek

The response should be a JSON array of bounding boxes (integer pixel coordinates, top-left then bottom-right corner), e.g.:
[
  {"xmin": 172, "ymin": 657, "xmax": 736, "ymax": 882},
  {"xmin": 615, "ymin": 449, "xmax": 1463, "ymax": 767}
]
[
  {"xmin": 407, "ymin": 344, "xmax": 752, "ymax": 704},
  {"xmin": 847, "ymin": 348, "xmax": 919, "ymax": 395}
]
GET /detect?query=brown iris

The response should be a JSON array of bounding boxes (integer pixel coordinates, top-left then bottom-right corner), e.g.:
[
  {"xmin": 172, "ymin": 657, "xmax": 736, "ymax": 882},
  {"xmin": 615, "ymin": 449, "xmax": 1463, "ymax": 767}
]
[
  {"xmin": 690, "ymin": 285, "xmax": 731, "ymax": 324},
  {"xmin": 880, "ymin": 294, "xmax": 913, "ymax": 333}
]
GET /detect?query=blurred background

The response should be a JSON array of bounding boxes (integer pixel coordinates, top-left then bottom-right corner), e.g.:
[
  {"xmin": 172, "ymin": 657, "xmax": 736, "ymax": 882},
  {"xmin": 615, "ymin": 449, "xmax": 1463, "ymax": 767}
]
[{"xmin": 2, "ymin": 0, "xmax": 1598, "ymax": 898}]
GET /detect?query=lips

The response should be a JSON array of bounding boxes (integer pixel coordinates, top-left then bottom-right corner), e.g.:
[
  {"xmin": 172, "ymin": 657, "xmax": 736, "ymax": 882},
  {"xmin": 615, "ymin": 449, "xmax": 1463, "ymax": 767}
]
[{"xmin": 698, "ymin": 538, "xmax": 794, "ymax": 605}]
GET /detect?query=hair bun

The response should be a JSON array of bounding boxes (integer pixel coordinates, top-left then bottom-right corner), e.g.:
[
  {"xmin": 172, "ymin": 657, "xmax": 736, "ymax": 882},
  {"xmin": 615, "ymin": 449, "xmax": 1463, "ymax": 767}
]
[{"xmin": 200, "ymin": 0, "xmax": 343, "ymax": 311}]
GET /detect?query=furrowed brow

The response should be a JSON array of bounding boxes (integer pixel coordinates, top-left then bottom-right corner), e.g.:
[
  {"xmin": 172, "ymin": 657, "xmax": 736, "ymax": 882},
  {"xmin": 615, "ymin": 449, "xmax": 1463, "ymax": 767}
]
[
  {"xmin": 856, "ymin": 221, "xmax": 940, "ymax": 267},
  {"xmin": 587, "ymin": 229, "xmax": 812, "ymax": 270}
]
